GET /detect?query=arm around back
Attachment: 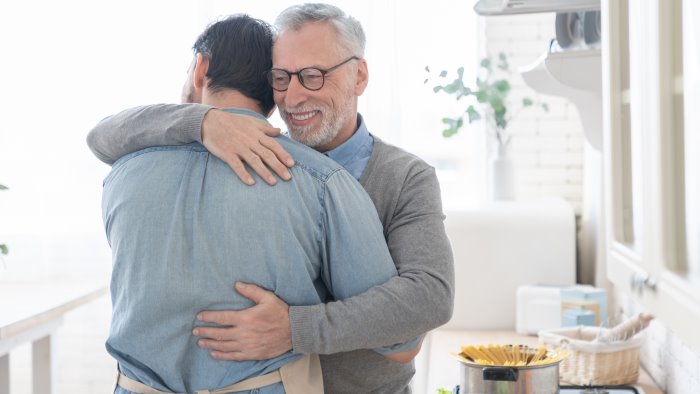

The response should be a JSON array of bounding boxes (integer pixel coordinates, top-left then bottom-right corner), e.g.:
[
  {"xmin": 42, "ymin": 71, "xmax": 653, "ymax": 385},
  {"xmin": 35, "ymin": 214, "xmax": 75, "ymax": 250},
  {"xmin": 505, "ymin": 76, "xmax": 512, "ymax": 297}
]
[
  {"xmin": 290, "ymin": 146, "xmax": 454, "ymax": 354},
  {"xmin": 86, "ymin": 104, "xmax": 211, "ymax": 164},
  {"xmin": 86, "ymin": 104, "xmax": 290, "ymax": 185}
]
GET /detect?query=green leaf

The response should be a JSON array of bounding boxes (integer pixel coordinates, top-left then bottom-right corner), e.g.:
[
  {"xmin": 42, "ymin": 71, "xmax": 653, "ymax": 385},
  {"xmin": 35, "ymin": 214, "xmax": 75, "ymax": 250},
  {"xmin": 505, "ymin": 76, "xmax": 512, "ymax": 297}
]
[
  {"xmin": 498, "ymin": 52, "xmax": 509, "ymax": 71},
  {"xmin": 542, "ymin": 103, "xmax": 550, "ymax": 112},
  {"xmin": 424, "ymin": 78, "xmax": 429, "ymax": 84},
  {"xmin": 457, "ymin": 67, "xmax": 464, "ymax": 79},
  {"xmin": 466, "ymin": 105, "xmax": 481, "ymax": 123},
  {"xmin": 0, "ymin": 184, "xmax": 7, "ymax": 191},
  {"xmin": 480, "ymin": 57, "xmax": 492, "ymax": 71},
  {"xmin": 437, "ymin": 389, "xmax": 452, "ymax": 394},
  {"xmin": 491, "ymin": 98, "xmax": 506, "ymax": 116},
  {"xmin": 425, "ymin": 65, "xmax": 430, "ymax": 72},
  {"xmin": 441, "ymin": 117, "xmax": 464, "ymax": 137},
  {"xmin": 441, "ymin": 117, "xmax": 456, "ymax": 126},
  {"xmin": 439, "ymin": 70, "xmax": 448, "ymax": 78},
  {"xmin": 522, "ymin": 97, "xmax": 534, "ymax": 107},
  {"xmin": 475, "ymin": 91, "xmax": 488, "ymax": 103},
  {"xmin": 442, "ymin": 129, "xmax": 456, "ymax": 138},
  {"xmin": 442, "ymin": 81, "xmax": 461, "ymax": 94},
  {"xmin": 494, "ymin": 80, "xmax": 510, "ymax": 94},
  {"xmin": 433, "ymin": 86, "xmax": 443, "ymax": 93},
  {"xmin": 0, "ymin": 244, "xmax": 8, "ymax": 255},
  {"xmin": 495, "ymin": 113, "xmax": 508, "ymax": 129}
]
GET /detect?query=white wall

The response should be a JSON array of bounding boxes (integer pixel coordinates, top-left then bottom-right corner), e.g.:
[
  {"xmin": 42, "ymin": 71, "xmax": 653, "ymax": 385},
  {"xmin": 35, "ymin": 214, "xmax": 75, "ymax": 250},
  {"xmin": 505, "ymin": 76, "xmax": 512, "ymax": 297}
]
[{"xmin": 482, "ymin": 13, "xmax": 585, "ymax": 214}]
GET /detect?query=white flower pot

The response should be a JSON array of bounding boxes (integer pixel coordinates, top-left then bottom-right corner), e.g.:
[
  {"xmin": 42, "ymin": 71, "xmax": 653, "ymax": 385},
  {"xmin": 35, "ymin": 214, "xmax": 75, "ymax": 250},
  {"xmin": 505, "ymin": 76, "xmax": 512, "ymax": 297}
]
[{"xmin": 490, "ymin": 144, "xmax": 515, "ymax": 200}]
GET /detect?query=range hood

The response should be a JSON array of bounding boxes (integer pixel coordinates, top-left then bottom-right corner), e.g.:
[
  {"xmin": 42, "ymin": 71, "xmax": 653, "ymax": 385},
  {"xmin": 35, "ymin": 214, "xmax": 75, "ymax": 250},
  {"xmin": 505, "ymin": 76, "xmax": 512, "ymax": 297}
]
[{"xmin": 474, "ymin": 0, "xmax": 599, "ymax": 16}]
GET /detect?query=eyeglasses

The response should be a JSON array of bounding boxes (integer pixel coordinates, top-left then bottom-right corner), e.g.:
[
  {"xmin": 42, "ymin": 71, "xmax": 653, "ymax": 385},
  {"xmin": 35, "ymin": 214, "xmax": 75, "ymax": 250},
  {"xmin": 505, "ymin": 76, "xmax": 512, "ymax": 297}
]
[{"xmin": 266, "ymin": 56, "xmax": 359, "ymax": 92}]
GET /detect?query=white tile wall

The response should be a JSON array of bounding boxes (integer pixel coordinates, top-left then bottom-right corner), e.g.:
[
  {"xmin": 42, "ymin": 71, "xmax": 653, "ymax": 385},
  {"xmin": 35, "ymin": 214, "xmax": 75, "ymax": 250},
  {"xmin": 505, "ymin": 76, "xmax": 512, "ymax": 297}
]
[
  {"xmin": 615, "ymin": 288, "xmax": 700, "ymax": 393},
  {"xmin": 483, "ymin": 13, "xmax": 585, "ymax": 214}
]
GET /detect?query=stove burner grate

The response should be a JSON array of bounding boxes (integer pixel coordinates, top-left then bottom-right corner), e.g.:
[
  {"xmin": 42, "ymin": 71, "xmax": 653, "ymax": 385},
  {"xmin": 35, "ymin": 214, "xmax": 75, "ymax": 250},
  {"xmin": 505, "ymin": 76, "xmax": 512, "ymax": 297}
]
[{"xmin": 560, "ymin": 385, "xmax": 640, "ymax": 394}]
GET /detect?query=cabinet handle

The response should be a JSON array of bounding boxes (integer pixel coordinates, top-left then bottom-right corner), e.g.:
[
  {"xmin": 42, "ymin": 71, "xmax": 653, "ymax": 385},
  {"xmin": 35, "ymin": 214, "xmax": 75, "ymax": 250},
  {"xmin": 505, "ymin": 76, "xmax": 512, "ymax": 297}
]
[{"xmin": 630, "ymin": 273, "xmax": 658, "ymax": 293}]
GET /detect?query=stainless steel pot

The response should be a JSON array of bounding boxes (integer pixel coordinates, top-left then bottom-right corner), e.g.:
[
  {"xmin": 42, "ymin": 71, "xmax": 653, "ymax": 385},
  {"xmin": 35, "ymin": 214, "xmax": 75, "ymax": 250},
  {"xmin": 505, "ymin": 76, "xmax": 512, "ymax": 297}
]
[{"xmin": 459, "ymin": 360, "xmax": 561, "ymax": 394}]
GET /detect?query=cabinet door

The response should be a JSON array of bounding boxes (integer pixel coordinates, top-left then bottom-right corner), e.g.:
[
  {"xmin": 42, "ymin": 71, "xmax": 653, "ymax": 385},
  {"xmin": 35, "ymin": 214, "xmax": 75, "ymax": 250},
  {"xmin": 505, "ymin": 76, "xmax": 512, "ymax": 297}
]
[
  {"xmin": 684, "ymin": 0, "xmax": 700, "ymax": 279},
  {"xmin": 603, "ymin": 0, "xmax": 700, "ymax": 353}
]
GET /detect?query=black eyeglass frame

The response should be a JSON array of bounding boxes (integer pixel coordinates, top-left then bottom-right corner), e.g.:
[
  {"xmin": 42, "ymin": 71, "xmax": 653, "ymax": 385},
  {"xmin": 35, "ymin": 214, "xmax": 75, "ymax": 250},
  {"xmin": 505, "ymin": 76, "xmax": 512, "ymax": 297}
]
[{"xmin": 266, "ymin": 56, "xmax": 360, "ymax": 92}]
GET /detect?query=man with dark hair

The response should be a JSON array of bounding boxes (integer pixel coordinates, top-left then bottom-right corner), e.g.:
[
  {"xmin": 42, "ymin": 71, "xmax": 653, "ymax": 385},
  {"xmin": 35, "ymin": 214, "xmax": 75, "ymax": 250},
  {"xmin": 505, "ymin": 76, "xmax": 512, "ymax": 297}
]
[{"xmin": 100, "ymin": 13, "xmax": 416, "ymax": 394}]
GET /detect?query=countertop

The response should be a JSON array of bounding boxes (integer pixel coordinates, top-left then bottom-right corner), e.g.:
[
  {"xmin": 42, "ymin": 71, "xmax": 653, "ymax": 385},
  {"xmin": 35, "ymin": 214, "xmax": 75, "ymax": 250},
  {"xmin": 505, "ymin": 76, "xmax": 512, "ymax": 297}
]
[
  {"xmin": 0, "ymin": 280, "xmax": 107, "ymax": 340},
  {"xmin": 418, "ymin": 329, "xmax": 663, "ymax": 394}
]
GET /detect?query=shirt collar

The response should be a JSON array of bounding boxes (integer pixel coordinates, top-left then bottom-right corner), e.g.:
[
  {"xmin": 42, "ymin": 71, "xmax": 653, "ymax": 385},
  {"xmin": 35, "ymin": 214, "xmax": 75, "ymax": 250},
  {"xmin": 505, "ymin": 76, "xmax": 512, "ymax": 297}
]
[
  {"xmin": 221, "ymin": 107, "xmax": 269, "ymax": 123},
  {"xmin": 324, "ymin": 114, "xmax": 372, "ymax": 169}
]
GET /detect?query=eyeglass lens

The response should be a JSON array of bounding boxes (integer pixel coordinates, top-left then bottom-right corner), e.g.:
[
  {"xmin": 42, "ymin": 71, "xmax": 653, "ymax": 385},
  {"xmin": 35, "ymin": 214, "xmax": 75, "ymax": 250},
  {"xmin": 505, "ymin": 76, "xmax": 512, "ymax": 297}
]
[{"xmin": 267, "ymin": 56, "xmax": 358, "ymax": 92}]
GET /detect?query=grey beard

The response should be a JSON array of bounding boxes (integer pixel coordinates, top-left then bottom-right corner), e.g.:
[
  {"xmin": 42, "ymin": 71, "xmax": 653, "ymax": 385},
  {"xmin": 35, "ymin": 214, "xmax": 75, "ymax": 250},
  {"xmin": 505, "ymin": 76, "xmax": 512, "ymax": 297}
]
[{"xmin": 286, "ymin": 108, "xmax": 349, "ymax": 149}]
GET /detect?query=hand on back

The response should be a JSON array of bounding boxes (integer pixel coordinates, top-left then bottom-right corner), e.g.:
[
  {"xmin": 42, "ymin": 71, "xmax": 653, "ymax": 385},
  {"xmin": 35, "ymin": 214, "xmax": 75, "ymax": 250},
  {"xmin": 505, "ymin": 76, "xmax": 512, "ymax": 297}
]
[{"xmin": 202, "ymin": 109, "xmax": 294, "ymax": 185}]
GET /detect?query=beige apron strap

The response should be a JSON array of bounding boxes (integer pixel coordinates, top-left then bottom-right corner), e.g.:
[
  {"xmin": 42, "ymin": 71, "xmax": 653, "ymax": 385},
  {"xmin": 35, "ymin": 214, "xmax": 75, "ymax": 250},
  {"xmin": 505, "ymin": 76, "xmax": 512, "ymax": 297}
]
[
  {"xmin": 116, "ymin": 355, "xmax": 318, "ymax": 394},
  {"xmin": 279, "ymin": 354, "xmax": 324, "ymax": 394},
  {"xmin": 117, "ymin": 373, "xmax": 182, "ymax": 394},
  {"xmin": 117, "ymin": 369, "xmax": 283, "ymax": 394},
  {"xmin": 208, "ymin": 370, "xmax": 281, "ymax": 393}
]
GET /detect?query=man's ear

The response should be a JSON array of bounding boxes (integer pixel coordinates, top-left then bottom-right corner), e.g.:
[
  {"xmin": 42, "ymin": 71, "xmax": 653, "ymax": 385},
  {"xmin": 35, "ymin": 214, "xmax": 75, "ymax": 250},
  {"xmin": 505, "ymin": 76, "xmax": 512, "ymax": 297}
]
[
  {"xmin": 193, "ymin": 53, "xmax": 210, "ymax": 89},
  {"xmin": 354, "ymin": 58, "xmax": 369, "ymax": 96}
]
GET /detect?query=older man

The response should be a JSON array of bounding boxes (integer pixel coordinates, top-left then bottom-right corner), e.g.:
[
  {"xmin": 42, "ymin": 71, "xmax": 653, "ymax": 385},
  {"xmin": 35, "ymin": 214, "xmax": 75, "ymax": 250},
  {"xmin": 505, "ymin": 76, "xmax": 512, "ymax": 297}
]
[{"xmin": 88, "ymin": 4, "xmax": 454, "ymax": 393}]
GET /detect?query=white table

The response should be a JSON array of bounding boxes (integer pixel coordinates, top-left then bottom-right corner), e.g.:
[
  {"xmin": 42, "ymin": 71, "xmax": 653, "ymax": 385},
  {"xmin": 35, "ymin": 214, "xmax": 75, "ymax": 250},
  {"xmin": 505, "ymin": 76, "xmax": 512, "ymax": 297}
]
[{"xmin": 0, "ymin": 281, "xmax": 107, "ymax": 394}]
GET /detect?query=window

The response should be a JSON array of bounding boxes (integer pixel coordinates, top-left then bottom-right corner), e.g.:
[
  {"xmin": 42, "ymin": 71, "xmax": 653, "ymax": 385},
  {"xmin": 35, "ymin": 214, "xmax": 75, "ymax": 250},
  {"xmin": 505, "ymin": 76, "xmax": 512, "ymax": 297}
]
[{"xmin": 0, "ymin": 1, "xmax": 480, "ymax": 278}]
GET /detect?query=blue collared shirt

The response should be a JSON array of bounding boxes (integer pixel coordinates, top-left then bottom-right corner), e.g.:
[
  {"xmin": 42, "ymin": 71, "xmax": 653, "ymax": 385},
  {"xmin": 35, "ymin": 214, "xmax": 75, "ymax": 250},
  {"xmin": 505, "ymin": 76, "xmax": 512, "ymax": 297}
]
[
  {"xmin": 324, "ymin": 114, "xmax": 374, "ymax": 180},
  {"xmin": 102, "ymin": 108, "xmax": 398, "ymax": 393}
]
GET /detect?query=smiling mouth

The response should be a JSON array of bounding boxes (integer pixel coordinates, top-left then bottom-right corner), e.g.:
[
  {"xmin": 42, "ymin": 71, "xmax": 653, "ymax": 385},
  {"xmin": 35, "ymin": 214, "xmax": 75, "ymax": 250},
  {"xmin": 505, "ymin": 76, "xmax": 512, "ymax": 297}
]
[{"xmin": 288, "ymin": 110, "xmax": 319, "ymax": 121}]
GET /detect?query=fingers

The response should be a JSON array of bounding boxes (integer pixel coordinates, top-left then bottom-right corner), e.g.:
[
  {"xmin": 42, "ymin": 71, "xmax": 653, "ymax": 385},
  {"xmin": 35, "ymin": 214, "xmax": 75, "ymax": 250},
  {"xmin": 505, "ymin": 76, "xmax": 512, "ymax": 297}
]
[
  {"xmin": 259, "ymin": 136, "xmax": 295, "ymax": 168},
  {"xmin": 252, "ymin": 143, "xmax": 292, "ymax": 182},
  {"xmin": 210, "ymin": 351, "xmax": 255, "ymax": 361},
  {"xmin": 202, "ymin": 111, "xmax": 294, "ymax": 186},
  {"xmin": 193, "ymin": 328, "xmax": 268, "ymax": 361},
  {"xmin": 261, "ymin": 126, "xmax": 282, "ymax": 137},
  {"xmin": 193, "ymin": 325, "xmax": 236, "ymax": 342},
  {"xmin": 259, "ymin": 135, "xmax": 292, "ymax": 164},
  {"xmin": 196, "ymin": 310, "xmax": 239, "ymax": 325},
  {"xmin": 226, "ymin": 157, "xmax": 256, "ymax": 186},
  {"xmin": 241, "ymin": 150, "xmax": 277, "ymax": 185},
  {"xmin": 234, "ymin": 282, "xmax": 274, "ymax": 304}
]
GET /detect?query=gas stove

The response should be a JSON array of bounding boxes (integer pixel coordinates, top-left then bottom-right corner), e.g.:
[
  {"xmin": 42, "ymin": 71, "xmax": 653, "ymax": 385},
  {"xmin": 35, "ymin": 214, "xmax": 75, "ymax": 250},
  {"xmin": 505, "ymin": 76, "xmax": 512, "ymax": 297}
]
[
  {"xmin": 451, "ymin": 385, "xmax": 643, "ymax": 393},
  {"xmin": 559, "ymin": 385, "xmax": 642, "ymax": 394}
]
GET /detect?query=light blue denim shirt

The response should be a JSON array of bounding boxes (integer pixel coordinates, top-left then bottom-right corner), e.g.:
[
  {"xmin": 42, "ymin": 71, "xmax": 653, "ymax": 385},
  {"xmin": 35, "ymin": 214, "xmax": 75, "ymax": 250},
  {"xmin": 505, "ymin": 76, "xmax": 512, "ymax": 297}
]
[
  {"xmin": 324, "ymin": 114, "xmax": 373, "ymax": 180},
  {"xmin": 102, "ymin": 108, "xmax": 399, "ymax": 393}
]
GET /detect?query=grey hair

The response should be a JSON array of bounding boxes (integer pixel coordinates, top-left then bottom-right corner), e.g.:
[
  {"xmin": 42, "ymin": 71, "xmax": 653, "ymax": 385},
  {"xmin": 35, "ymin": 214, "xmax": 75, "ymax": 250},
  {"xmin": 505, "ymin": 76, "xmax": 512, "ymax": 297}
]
[{"xmin": 275, "ymin": 3, "xmax": 366, "ymax": 56}]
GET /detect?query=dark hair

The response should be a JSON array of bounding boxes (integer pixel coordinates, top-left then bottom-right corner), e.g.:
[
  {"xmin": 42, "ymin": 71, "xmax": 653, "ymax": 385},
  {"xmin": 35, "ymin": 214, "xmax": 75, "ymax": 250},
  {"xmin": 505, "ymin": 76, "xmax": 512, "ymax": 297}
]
[{"xmin": 193, "ymin": 14, "xmax": 275, "ymax": 114}]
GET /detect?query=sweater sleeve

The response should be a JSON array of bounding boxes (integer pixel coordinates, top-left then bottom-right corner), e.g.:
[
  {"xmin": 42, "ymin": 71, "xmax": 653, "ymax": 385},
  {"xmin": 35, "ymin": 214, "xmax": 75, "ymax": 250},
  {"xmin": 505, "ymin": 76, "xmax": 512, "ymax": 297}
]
[
  {"xmin": 289, "ymin": 165, "xmax": 455, "ymax": 354},
  {"xmin": 86, "ymin": 104, "xmax": 213, "ymax": 164}
]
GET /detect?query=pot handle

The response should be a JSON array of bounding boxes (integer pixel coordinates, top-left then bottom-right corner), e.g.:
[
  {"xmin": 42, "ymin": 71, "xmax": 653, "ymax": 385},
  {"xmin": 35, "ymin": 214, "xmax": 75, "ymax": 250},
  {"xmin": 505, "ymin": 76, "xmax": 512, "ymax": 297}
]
[{"xmin": 482, "ymin": 367, "xmax": 518, "ymax": 382}]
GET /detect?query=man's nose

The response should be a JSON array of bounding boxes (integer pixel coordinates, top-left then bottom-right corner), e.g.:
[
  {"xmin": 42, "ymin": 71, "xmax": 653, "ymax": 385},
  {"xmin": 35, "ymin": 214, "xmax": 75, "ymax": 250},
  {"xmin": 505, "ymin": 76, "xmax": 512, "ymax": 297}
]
[{"xmin": 283, "ymin": 75, "xmax": 308, "ymax": 108}]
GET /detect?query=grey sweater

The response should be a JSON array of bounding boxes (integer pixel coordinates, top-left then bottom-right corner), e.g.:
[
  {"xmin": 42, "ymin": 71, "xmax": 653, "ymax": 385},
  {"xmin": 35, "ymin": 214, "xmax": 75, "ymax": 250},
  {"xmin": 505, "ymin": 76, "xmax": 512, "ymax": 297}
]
[{"xmin": 87, "ymin": 104, "xmax": 455, "ymax": 393}]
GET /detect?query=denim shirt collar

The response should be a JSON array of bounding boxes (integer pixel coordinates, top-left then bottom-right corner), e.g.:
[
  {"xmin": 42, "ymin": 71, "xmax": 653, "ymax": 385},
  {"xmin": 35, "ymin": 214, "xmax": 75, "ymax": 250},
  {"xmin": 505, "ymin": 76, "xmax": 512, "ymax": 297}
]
[
  {"xmin": 221, "ymin": 107, "xmax": 268, "ymax": 123},
  {"xmin": 324, "ymin": 114, "xmax": 373, "ymax": 179}
]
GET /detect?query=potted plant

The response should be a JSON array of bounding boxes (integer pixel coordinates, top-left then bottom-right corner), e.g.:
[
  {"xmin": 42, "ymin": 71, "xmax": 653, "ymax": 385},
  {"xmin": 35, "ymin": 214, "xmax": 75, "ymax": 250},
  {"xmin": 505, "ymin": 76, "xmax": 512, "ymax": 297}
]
[{"xmin": 426, "ymin": 52, "xmax": 548, "ymax": 199}]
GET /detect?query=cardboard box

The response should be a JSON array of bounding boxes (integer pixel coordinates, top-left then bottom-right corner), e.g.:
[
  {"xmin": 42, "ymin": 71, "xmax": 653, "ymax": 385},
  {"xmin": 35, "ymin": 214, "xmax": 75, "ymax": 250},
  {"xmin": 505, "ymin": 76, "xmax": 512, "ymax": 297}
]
[{"xmin": 560, "ymin": 285, "xmax": 607, "ymax": 327}]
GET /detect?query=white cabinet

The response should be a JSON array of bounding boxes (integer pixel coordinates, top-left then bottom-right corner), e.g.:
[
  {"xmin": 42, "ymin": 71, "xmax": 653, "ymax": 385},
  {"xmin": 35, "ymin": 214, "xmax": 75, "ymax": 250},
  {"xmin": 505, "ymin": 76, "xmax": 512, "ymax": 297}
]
[{"xmin": 602, "ymin": 0, "xmax": 700, "ymax": 353}]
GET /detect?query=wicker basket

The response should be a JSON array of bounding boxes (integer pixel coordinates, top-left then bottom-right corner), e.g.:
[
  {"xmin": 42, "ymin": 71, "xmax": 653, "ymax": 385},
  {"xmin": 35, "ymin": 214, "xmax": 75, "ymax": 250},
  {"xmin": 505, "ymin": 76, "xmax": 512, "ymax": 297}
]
[{"xmin": 538, "ymin": 326, "xmax": 642, "ymax": 385}]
